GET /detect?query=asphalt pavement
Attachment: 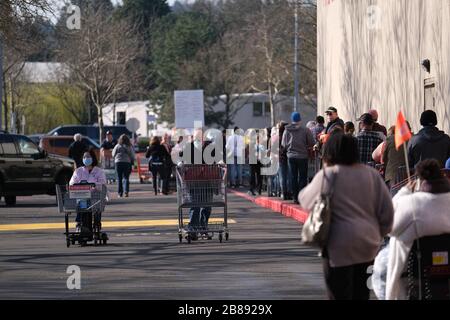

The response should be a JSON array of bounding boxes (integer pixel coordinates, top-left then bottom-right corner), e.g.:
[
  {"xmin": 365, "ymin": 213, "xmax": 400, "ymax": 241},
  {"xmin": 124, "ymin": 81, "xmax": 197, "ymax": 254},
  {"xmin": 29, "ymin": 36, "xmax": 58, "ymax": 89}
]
[{"xmin": 0, "ymin": 184, "xmax": 326, "ymax": 299}]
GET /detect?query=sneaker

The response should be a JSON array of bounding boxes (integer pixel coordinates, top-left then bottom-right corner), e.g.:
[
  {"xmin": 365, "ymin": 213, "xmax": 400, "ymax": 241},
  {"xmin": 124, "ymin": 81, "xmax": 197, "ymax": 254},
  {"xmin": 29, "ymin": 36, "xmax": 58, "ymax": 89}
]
[
  {"xmin": 191, "ymin": 233, "xmax": 199, "ymax": 241},
  {"xmin": 203, "ymin": 233, "xmax": 213, "ymax": 240},
  {"xmin": 118, "ymin": 194, "xmax": 123, "ymax": 198},
  {"xmin": 75, "ymin": 224, "xmax": 81, "ymax": 233},
  {"xmin": 125, "ymin": 193, "xmax": 129, "ymax": 198}
]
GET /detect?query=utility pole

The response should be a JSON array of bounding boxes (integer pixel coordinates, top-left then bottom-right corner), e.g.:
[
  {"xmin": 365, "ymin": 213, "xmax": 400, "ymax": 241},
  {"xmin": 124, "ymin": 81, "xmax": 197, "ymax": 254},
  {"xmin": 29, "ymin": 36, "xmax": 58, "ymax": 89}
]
[{"xmin": 294, "ymin": 0, "xmax": 300, "ymax": 113}]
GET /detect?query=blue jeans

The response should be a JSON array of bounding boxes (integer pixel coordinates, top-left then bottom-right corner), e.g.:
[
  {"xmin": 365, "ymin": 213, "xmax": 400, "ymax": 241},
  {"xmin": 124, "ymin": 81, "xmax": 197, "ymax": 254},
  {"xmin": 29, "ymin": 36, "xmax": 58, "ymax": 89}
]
[
  {"xmin": 189, "ymin": 207, "xmax": 212, "ymax": 230},
  {"xmin": 270, "ymin": 174, "xmax": 280, "ymax": 195},
  {"xmin": 116, "ymin": 162, "xmax": 132, "ymax": 196},
  {"xmin": 278, "ymin": 160, "xmax": 291, "ymax": 195},
  {"xmin": 288, "ymin": 158, "xmax": 309, "ymax": 200},
  {"xmin": 229, "ymin": 158, "xmax": 243, "ymax": 186}
]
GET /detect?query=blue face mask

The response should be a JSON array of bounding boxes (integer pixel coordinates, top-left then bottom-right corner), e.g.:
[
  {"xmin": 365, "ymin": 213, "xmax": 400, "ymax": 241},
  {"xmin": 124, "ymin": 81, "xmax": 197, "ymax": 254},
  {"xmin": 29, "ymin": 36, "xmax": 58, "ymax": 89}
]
[{"xmin": 83, "ymin": 157, "xmax": 93, "ymax": 167}]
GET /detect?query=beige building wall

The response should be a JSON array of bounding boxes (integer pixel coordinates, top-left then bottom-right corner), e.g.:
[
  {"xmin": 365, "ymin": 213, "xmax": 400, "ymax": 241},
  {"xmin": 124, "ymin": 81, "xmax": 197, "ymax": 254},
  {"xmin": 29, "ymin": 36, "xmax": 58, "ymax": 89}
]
[{"xmin": 318, "ymin": 0, "xmax": 450, "ymax": 133}]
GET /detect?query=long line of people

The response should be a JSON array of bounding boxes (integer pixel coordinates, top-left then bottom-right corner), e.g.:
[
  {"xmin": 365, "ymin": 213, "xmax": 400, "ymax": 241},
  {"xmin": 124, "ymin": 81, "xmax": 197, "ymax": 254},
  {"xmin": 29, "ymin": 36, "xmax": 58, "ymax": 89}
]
[
  {"xmin": 65, "ymin": 109, "xmax": 450, "ymax": 300},
  {"xmin": 296, "ymin": 109, "xmax": 450, "ymax": 300}
]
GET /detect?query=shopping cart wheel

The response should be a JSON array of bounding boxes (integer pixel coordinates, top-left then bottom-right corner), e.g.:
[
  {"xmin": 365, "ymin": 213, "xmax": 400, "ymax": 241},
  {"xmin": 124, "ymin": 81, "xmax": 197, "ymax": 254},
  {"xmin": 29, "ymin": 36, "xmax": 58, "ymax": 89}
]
[
  {"xmin": 187, "ymin": 235, "xmax": 192, "ymax": 244},
  {"xmin": 219, "ymin": 233, "xmax": 223, "ymax": 243},
  {"xmin": 225, "ymin": 233, "xmax": 229, "ymax": 241},
  {"xmin": 101, "ymin": 234, "xmax": 108, "ymax": 245},
  {"xmin": 66, "ymin": 239, "xmax": 70, "ymax": 248},
  {"xmin": 178, "ymin": 234, "xmax": 183, "ymax": 243}
]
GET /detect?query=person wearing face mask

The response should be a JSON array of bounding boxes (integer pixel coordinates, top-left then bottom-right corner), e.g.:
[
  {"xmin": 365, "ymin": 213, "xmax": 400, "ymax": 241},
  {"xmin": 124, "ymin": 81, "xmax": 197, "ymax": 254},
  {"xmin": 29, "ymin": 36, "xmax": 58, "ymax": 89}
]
[{"xmin": 69, "ymin": 148, "xmax": 107, "ymax": 232}]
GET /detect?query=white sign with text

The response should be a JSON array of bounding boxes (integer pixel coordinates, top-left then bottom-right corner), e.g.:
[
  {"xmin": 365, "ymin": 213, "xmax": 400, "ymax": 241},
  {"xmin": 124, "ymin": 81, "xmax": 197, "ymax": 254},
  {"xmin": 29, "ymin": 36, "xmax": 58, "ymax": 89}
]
[{"xmin": 174, "ymin": 90, "xmax": 205, "ymax": 129}]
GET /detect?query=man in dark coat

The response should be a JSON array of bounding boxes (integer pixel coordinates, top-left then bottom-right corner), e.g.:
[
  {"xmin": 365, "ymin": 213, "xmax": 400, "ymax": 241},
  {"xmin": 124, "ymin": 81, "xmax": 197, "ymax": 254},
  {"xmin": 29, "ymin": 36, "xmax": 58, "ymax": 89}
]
[
  {"xmin": 408, "ymin": 110, "xmax": 450, "ymax": 168},
  {"xmin": 324, "ymin": 107, "xmax": 345, "ymax": 134},
  {"xmin": 68, "ymin": 133, "xmax": 88, "ymax": 168}
]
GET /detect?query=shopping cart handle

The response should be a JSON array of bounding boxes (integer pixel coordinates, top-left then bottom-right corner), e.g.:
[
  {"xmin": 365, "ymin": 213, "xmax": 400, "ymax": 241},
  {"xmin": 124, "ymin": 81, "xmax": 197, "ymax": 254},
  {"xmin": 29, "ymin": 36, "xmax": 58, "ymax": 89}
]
[{"xmin": 86, "ymin": 200, "xmax": 101, "ymax": 211}]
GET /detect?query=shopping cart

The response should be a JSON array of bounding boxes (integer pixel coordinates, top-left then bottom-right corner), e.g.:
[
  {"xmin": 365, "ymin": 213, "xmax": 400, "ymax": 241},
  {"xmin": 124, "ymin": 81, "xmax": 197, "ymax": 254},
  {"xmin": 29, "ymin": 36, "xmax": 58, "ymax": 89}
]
[
  {"xmin": 308, "ymin": 150, "xmax": 321, "ymax": 183},
  {"xmin": 137, "ymin": 154, "xmax": 152, "ymax": 184},
  {"xmin": 176, "ymin": 164, "xmax": 228, "ymax": 244},
  {"xmin": 391, "ymin": 168, "xmax": 450, "ymax": 196},
  {"xmin": 390, "ymin": 166, "xmax": 417, "ymax": 196},
  {"xmin": 56, "ymin": 183, "xmax": 108, "ymax": 247},
  {"xmin": 101, "ymin": 153, "xmax": 116, "ymax": 184}
]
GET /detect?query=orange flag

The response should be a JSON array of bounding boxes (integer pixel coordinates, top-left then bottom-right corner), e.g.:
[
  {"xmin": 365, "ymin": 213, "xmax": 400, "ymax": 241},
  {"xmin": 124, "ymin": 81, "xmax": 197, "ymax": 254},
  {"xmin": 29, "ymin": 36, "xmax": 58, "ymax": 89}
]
[{"xmin": 395, "ymin": 111, "xmax": 412, "ymax": 150}]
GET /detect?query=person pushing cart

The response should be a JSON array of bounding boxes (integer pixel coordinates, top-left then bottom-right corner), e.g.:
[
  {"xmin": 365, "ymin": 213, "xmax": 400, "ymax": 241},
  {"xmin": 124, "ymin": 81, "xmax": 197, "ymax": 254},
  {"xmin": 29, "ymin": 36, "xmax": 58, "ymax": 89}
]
[{"xmin": 176, "ymin": 128, "xmax": 229, "ymax": 243}]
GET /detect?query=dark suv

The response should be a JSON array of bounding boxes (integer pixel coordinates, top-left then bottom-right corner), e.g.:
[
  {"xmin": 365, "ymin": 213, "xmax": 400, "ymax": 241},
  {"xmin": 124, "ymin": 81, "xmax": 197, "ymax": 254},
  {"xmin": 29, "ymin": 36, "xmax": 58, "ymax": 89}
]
[{"xmin": 0, "ymin": 132, "xmax": 74, "ymax": 206}]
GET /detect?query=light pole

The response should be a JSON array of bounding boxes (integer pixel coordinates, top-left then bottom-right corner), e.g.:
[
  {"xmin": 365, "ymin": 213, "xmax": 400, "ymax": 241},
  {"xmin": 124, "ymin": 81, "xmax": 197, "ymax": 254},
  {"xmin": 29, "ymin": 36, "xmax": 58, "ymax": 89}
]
[{"xmin": 293, "ymin": 0, "xmax": 300, "ymax": 113}]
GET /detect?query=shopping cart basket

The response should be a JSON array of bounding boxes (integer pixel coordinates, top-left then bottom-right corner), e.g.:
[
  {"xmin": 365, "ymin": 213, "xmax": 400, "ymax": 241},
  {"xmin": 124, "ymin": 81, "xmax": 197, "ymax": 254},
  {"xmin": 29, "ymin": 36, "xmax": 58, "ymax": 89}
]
[
  {"xmin": 137, "ymin": 154, "xmax": 152, "ymax": 184},
  {"xmin": 56, "ymin": 183, "xmax": 108, "ymax": 247},
  {"xmin": 176, "ymin": 164, "xmax": 228, "ymax": 244},
  {"xmin": 101, "ymin": 153, "xmax": 116, "ymax": 184}
]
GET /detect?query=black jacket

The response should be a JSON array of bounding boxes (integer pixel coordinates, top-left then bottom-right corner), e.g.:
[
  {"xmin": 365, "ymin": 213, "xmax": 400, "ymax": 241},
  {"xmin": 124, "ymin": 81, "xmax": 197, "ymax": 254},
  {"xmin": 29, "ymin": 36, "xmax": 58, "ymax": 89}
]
[
  {"xmin": 68, "ymin": 140, "xmax": 88, "ymax": 168},
  {"xmin": 145, "ymin": 144, "xmax": 170, "ymax": 166},
  {"xmin": 408, "ymin": 126, "xmax": 450, "ymax": 168},
  {"xmin": 325, "ymin": 118, "xmax": 345, "ymax": 134}
]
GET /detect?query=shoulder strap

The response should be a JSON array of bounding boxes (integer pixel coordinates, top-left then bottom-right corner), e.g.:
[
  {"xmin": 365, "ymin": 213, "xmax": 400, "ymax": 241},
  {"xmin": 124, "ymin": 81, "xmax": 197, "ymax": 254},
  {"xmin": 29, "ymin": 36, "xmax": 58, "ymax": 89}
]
[{"xmin": 321, "ymin": 166, "xmax": 337, "ymax": 196}]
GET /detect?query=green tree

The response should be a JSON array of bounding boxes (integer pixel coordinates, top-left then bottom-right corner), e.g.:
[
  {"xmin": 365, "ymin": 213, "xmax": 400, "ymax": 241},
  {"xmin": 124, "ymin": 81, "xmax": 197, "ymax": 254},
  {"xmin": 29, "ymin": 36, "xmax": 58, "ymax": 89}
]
[
  {"xmin": 13, "ymin": 83, "xmax": 87, "ymax": 134},
  {"xmin": 114, "ymin": 0, "xmax": 171, "ymax": 100},
  {"xmin": 150, "ymin": 10, "xmax": 220, "ymax": 122},
  {"xmin": 116, "ymin": 0, "xmax": 170, "ymax": 32}
]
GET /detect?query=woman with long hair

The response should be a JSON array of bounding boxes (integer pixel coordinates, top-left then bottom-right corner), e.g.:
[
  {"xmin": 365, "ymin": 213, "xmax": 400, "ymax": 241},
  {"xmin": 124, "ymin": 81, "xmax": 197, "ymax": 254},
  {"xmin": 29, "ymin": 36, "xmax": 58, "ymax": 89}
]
[
  {"xmin": 112, "ymin": 134, "xmax": 135, "ymax": 198},
  {"xmin": 146, "ymin": 136, "xmax": 171, "ymax": 196}
]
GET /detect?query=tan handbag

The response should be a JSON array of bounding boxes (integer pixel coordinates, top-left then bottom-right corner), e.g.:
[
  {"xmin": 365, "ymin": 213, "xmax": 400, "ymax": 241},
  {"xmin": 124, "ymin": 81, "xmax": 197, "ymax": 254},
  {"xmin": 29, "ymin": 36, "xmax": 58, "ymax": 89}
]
[{"xmin": 301, "ymin": 167, "xmax": 336, "ymax": 248}]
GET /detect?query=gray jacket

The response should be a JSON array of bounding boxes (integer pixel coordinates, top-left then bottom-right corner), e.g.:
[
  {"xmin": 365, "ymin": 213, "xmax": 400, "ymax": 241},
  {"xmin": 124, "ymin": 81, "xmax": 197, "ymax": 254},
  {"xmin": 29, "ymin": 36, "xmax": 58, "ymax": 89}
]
[
  {"xmin": 281, "ymin": 123, "xmax": 315, "ymax": 159},
  {"xmin": 112, "ymin": 144, "xmax": 135, "ymax": 164}
]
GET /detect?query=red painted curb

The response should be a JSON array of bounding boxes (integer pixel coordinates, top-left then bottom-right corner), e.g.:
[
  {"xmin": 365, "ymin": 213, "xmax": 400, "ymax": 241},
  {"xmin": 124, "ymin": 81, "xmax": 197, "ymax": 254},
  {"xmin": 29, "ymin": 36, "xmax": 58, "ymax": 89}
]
[{"xmin": 230, "ymin": 191, "xmax": 309, "ymax": 224}]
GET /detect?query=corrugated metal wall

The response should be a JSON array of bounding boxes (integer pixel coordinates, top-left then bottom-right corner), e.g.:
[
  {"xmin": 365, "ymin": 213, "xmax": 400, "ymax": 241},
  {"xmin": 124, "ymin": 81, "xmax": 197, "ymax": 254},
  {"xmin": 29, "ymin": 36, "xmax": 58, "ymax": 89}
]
[{"xmin": 318, "ymin": 0, "xmax": 450, "ymax": 133}]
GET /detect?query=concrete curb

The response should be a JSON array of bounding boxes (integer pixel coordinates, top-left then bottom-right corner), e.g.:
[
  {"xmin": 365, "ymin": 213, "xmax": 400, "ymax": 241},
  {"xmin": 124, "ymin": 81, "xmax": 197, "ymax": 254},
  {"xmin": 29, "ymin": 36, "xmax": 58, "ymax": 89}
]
[{"xmin": 230, "ymin": 190, "xmax": 309, "ymax": 224}]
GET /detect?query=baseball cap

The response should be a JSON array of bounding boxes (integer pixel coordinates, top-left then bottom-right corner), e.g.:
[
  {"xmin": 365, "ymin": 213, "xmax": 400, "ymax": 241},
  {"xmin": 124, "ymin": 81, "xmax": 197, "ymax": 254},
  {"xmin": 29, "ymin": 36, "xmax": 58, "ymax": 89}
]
[
  {"xmin": 358, "ymin": 113, "xmax": 374, "ymax": 125},
  {"xmin": 325, "ymin": 107, "xmax": 338, "ymax": 114}
]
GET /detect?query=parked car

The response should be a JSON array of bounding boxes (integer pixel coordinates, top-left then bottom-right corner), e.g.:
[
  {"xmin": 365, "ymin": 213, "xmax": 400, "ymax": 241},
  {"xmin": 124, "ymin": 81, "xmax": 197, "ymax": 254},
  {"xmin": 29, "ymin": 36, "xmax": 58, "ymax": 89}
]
[
  {"xmin": 28, "ymin": 134, "xmax": 45, "ymax": 146},
  {"xmin": 0, "ymin": 132, "xmax": 74, "ymax": 206},
  {"xmin": 47, "ymin": 125, "xmax": 132, "ymax": 143},
  {"xmin": 39, "ymin": 135, "xmax": 101, "ymax": 160}
]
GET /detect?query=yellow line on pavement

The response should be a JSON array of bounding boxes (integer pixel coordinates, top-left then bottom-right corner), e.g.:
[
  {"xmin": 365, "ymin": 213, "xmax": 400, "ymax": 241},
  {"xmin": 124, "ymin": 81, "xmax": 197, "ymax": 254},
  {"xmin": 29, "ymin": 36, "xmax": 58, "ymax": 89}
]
[{"xmin": 0, "ymin": 218, "xmax": 236, "ymax": 232}]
